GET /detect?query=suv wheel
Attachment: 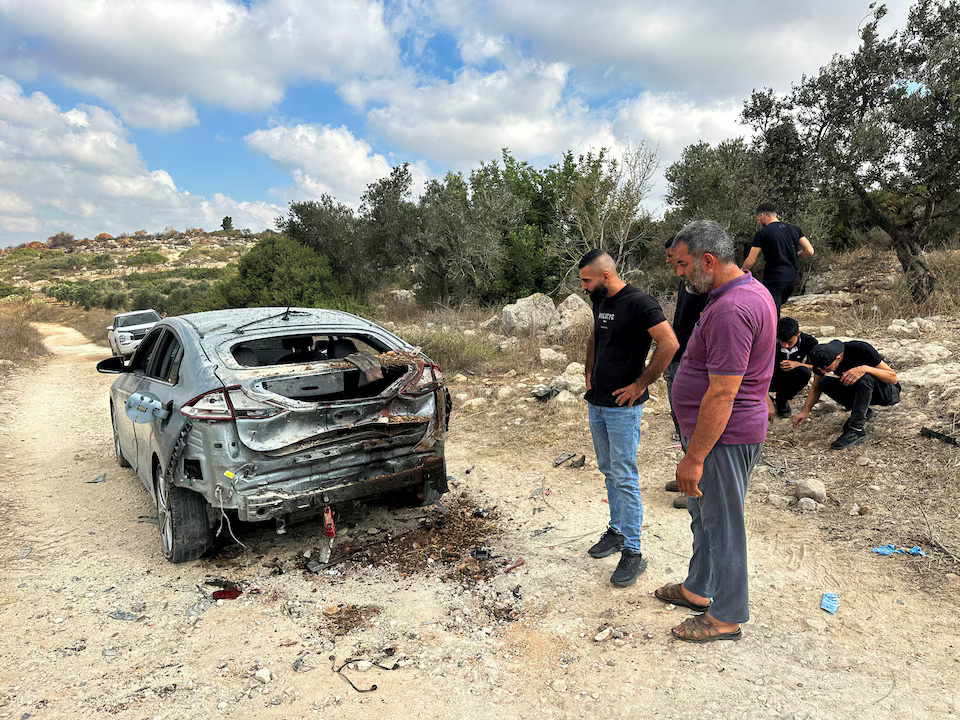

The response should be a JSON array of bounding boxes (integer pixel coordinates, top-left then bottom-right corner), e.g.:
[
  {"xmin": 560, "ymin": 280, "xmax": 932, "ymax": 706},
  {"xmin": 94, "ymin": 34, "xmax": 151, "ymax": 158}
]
[
  {"xmin": 154, "ymin": 462, "xmax": 214, "ymax": 563},
  {"xmin": 111, "ymin": 405, "xmax": 131, "ymax": 468}
]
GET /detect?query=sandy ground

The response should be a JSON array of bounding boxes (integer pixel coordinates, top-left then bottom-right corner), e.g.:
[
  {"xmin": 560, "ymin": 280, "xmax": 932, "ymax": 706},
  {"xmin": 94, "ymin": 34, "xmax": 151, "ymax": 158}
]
[{"xmin": 0, "ymin": 323, "xmax": 958, "ymax": 720}]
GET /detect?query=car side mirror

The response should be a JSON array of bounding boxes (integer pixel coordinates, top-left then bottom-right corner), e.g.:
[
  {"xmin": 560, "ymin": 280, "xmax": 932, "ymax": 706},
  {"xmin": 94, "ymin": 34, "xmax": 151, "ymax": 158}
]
[
  {"xmin": 106, "ymin": 325, "xmax": 114, "ymax": 331},
  {"xmin": 97, "ymin": 356, "xmax": 127, "ymax": 374}
]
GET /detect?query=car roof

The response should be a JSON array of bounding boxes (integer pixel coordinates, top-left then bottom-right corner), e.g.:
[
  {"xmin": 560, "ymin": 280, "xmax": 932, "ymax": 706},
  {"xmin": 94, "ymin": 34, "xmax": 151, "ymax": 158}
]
[{"xmin": 165, "ymin": 306, "xmax": 404, "ymax": 343}]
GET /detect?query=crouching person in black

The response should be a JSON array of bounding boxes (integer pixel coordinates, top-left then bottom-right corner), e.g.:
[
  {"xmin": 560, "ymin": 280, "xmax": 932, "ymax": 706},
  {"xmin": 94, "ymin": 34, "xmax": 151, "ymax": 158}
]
[
  {"xmin": 792, "ymin": 340, "xmax": 901, "ymax": 450},
  {"xmin": 770, "ymin": 317, "xmax": 817, "ymax": 418}
]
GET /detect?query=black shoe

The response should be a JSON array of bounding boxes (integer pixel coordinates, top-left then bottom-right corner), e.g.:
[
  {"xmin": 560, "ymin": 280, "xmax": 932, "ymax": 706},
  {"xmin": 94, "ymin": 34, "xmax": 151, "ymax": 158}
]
[
  {"xmin": 664, "ymin": 480, "xmax": 680, "ymax": 492},
  {"xmin": 610, "ymin": 549, "xmax": 648, "ymax": 587},
  {"xmin": 588, "ymin": 529, "xmax": 624, "ymax": 558},
  {"xmin": 672, "ymin": 495, "xmax": 688, "ymax": 509},
  {"xmin": 776, "ymin": 402, "xmax": 791, "ymax": 419},
  {"xmin": 865, "ymin": 408, "xmax": 875, "ymax": 422},
  {"xmin": 831, "ymin": 427, "xmax": 867, "ymax": 450}
]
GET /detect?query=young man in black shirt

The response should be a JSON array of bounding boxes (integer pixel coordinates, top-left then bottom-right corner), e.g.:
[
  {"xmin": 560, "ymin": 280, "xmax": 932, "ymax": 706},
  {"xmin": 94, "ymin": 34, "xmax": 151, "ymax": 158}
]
[
  {"xmin": 742, "ymin": 202, "xmax": 815, "ymax": 317},
  {"xmin": 579, "ymin": 250, "xmax": 678, "ymax": 587},
  {"xmin": 793, "ymin": 339, "xmax": 901, "ymax": 449},
  {"xmin": 770, "ymin": 316, "xmax": 817, "ymax": 418}
]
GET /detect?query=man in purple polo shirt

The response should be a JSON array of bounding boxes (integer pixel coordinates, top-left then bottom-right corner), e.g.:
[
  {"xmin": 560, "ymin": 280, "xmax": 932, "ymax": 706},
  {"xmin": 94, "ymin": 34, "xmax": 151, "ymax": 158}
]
[{"xmin": 654, "ymin": 220, "xmax": 776, "ymax": 643}]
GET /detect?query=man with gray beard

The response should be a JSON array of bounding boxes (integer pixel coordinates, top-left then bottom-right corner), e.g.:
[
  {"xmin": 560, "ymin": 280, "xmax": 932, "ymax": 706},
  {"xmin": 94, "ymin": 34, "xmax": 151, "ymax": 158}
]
[{"xmin": 655, "ymin": 221, "xmax": 776, "ymax": 642}]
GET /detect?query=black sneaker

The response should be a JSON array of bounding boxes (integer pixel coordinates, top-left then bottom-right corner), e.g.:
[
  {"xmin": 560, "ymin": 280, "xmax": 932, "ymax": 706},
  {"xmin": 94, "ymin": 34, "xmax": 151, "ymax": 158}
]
[
  {"xmin": 588, "ymin": 529, "xmax": 624, "ymax": 558},
  {"xmin": 610, "ymin": 549, "xmax": 647, "ymax": 587},
  {"xmin": 664, "ymin": 480, "xmax": 680, "ymax": 492},
  {"xmin": 831, "ymin": 427, "xmax": 867, "ymax": 450},
  {"xmin": 776, "ymin": 402, "xmax": 791, "ymax": 419},
  {"xmin": 672, "ymin": 495, "xmax": 688, "ymax": 509}
]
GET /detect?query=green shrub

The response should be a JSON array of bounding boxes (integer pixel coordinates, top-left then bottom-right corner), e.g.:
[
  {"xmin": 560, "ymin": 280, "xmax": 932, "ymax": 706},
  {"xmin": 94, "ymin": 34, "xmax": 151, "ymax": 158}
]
[
  {"xmin": 124, "ymin": 251, "xmax": 167, "ymax": 267},
  {"xmin": 400, "ymin": 330, "xmax": 495, "ymax": 372}
]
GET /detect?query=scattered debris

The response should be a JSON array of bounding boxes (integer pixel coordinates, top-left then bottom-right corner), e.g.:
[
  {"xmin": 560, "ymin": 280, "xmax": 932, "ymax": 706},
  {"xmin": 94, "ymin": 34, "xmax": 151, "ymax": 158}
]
[
  {"xmin": 293, "ymin": 651, "xmax": 316, "ymax": 673},
  {"xmin": 530, "ymin": 524, "xmax": 555, "ymax": 538},
  {"xmin": 17, "ymin": 546, "xmax": 32, "ymax": 559},
  {"xmin": 820, "ymin": 593, "xmax": 839, "ymax": 614},
  {"xmin": 472, "ymin": 506, "xmax": 492, "ymax": 518},
  {"xmin": 87, "ymin": 473, "xmax": 107, "ymax": 484},
  {"xmin": 107, "ymin": 610, "xmax": 140, "ymax": 621},
  {"xmin": 332, "ymin": 656, "xmax": 400, "ymax": 693},
  {"xmin": 553, "ymin": 452, "xmax": 576, "ymax": 467},
  {"xmin": 872, "ymin": 544, "xmax": 926, "ymax": 556},
  {"xmin": 920, "ymin": 427, "xmax": 959, "ymax": 446},
  {"xmin": 211, "ymin": 587, "xmax": 243, "ymax": 600},
  {"xmin": 254, "ymin": 668, "xmax": 274, "ymax": 684},
  {"xmin": 469, "ymin": 546, "xmax": 492, "ymax": 561},
  {"xmin": 567, "ymin": 455, "xmax": 585, "ymax": 469},
  {"xmin": 594, "ymin": 628, "xmax": 612, "ymax": 642},
  {"xmin": 465, "ymin": 465, "xmax": 475, "ymax": 474},
  {"xmin": 533, "ymin": 386, "xmax": 560, "ymax": 403},
  {"xmin": 136, "ymin": 515, "xmax": 158, "ymax": 525},
  {"xmin": 505, "ymin": 557, "xmax": 526, "ymax": 573}
]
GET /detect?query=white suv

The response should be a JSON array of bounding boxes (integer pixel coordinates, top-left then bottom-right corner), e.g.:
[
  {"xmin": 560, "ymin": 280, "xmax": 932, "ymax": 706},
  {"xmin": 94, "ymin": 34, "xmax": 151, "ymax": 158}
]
[{"xmin": 107, "ymin": 309, "xmax": 161, "ymax": 358}]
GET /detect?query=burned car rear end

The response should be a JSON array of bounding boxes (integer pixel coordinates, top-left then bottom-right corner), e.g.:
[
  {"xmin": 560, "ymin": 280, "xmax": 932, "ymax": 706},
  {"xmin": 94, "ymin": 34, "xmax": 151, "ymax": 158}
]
[{"xmin": 101, "ymin": 307, "xmax": 449, "ymax": 563}]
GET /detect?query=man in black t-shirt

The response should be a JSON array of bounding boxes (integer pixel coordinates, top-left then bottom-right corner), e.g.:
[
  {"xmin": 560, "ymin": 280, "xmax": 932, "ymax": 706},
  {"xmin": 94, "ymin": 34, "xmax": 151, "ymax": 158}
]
[
  {"xmin": 742, "ymin": 202, "xmax": 815, "ymax": 317},
  {"xmin": 793, "ymin": 339, "xmax": 901, "ymax": 450},
  {"xmin": 769, "ymin": 316, "xmax": 817, "ymax": 418},
  {"xmin": 579, "ymin": 250, "xmax": 678, "ymax": 587},
  {"xmin": 664, "ymin": 237, "xmax": 709, "ymax": 440}
]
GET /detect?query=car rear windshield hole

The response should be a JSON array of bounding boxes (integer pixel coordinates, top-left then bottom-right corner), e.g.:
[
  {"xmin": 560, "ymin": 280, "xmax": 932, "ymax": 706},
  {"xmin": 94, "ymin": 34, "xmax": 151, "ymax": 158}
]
[{"xmin": 260, "ymin": 366, "xmax": 408, "ymax": 402}]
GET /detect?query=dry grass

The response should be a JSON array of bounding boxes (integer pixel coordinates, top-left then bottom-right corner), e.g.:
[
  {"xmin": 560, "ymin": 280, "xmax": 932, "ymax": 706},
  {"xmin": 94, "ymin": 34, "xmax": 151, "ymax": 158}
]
[
  {"xmin": 0, "ymin": 299, "xmax": 49, "ymax": 365},
  {"xmin": 19, "ymin": 300, "xmax": 114, "ymax": 346}
]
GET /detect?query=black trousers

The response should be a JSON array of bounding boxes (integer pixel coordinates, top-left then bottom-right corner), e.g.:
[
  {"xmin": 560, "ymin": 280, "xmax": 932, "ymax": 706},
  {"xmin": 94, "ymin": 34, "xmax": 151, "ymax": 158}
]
[
  {"xmin": 819, "ymin": 375, "xmax": 901, "ymax": 429},
  {"xmin": 770, "ymin": 366, "xmax": 811, "ymax": 407},
  {"xmin": 763, "ymin": 282, "xmax": 795, "ymax": 318}
]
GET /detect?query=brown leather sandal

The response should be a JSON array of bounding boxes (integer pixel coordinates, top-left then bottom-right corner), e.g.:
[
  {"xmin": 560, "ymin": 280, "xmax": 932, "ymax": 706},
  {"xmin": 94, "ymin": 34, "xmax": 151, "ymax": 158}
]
[
  {"xmin": 671, "ymin": 614, "xmax": 742, "ymax": 643},
  {"xmin": 654, "ymin": 583, "xmax": 711, "ymax": 611}
]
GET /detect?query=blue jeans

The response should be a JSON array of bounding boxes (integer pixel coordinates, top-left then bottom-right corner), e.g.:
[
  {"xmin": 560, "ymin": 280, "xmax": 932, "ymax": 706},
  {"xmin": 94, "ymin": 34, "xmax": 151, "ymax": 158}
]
[{"xmin": 588, "ymin": 403, "xmax": 643, "ymax": 552}]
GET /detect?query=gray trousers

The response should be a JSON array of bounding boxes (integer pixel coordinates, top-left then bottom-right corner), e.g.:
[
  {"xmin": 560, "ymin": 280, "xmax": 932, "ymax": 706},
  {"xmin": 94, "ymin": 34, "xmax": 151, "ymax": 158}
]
[{"xmin": 680, "ymin": 437, "xmax": 763, "ymax": 624}]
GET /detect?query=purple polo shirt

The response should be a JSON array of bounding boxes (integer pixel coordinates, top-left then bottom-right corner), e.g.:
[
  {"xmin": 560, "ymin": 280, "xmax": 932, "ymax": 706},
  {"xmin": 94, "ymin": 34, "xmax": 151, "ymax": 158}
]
[{"xmin": 673, "ymin": 272, "xmax": 776, "ymax": 445}]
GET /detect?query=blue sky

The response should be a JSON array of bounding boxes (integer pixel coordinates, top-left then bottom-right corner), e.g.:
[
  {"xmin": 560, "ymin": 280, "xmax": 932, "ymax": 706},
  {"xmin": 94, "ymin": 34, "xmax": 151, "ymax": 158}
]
[{"xmin": 0, "ymin": 0, "xmax": 910, "ymax": 246}]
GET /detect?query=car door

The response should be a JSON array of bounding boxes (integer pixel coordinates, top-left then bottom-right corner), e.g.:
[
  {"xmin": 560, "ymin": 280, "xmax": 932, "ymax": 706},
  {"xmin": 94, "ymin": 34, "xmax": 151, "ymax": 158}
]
[
  {"xmin": 114, "ymin": 326, "xmax": 163, "ymax": 481},
  {"xmin": 131, "ymin": 329, "xmax": 189, "ymax": 496}
]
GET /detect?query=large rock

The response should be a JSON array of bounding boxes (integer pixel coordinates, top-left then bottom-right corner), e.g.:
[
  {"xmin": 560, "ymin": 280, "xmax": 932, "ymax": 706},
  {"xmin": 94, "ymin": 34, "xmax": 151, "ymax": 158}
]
[
  {"xmin": 876, "ymin": 341, "xmax": 953, "ymax": 369},
  {"xmin": 787, "ymin": 292, "xmax": 859, "ymax": 309},
  {"xmin": 501, "ymin": 293, "xmax": 557, "ymax": 334},
  {"xmin": 796, "ymin": 478, "xmax": 827, "ymax": 504},
  {"xmin": 552, "ymin": 362, "xmax": 587, "ymax": 396},
  {"xmin": 898, "ymin": 362, "xmax": 960, "ymax": 390},
  {"xmin": 389, "ymin": 289, "xmax": 415, "ymax": 304},
  {"xmin": 546, "ymin": 294, "xmax": 593, "ymax": 341},
  {"xmin": 539, "ymin": 348, "xmax": 568, "ymax": 366}
]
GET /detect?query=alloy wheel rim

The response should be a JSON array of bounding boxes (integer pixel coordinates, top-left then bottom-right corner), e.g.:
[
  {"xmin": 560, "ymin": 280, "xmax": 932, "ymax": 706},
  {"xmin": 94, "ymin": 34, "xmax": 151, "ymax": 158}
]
[{"xmin": 156, "ymin": 472, "xmax": 173, "ymax": 555}]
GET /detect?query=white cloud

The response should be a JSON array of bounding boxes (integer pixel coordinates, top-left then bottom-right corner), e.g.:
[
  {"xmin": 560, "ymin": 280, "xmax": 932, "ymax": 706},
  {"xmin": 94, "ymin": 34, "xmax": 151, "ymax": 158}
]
[
  {"xmin": 0, "ymin": 0, "xmax": 398, "ymax": 130},
  {"xmin": 0, "ymin": 76, "xmax": 282, "ymax": 245},
  {"xmin": 246, "ymin": 123, "xmax": 430, "ymax": 208}
]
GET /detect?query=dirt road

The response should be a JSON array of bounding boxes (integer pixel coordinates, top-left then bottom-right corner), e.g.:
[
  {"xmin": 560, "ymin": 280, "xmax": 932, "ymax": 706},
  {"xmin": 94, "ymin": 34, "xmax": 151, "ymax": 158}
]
[{"xmin": 0, "ymin": 324, "xmax": 957, "ymax": 719}]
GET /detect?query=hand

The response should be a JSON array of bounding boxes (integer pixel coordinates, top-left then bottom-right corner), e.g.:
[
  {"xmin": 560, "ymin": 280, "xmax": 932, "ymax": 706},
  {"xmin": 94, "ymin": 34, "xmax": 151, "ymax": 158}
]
[
  {"xmin": 676, "ymin": 455, "xmax": 703, "ymax": 497},
  {"xmin": 780, "ymin": 360, "xmax": 798, "ymax": 371},
  {"xmin": 766, "ymin": 395, "xmax": 775, "ymax": 421},
  {"xmin": 841, "ymin": 366, "xmax": 866, "ymax": 386},
  {"xmin": 585, "ymin": 373, "xmax": 592, "ymax": 392},
  {"xmin": 792, "ymin": 410, "xmax": 809, "ymax": 428},
  {"xmin": 612, "ymin": 381, "xmax": 646, "ymax": 407}
]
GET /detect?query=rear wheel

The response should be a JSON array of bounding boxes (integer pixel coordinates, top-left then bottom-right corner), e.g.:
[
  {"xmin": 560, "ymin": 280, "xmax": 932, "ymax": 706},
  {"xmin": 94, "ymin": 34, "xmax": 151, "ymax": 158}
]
[
  {"xmin": 154, "ymin": 462, "xmax": 214, "ymax": 563},
  {"xmin": 111, "ymin": 405, "xmax": 131, "ymax": 468}
]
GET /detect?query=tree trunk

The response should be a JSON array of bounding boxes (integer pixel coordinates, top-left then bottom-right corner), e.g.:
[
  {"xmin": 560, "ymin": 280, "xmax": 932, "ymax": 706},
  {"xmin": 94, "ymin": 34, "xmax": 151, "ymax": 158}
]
[{"xmin": 892, "ymin": 226, "xmax": 936, "ymax": 303}]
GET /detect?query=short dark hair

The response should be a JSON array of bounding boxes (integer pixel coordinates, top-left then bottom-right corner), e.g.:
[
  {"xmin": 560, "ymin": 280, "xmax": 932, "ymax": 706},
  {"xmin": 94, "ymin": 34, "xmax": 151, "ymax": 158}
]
[
  {"xmin": 579, "ymin": 249, "xmax": 605, "ymax": 269},
  {"xmin": 756, "ymin": 202, "xmax": 777, "ymax": 215},
  {"xmin": 664, "ymin": 236, "xmax": 677, "ymax": 249},
  {"xmin": 808, "ymin": 340, "xmax": 844, "ymax": 375},
  {"xmin": 777, "ymin": 317, "xmax": 800, "ymax": 342}
]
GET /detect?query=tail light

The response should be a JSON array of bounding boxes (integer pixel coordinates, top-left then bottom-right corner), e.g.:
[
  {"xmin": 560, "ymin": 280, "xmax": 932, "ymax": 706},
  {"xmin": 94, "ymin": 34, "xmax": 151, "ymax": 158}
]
[
  {"xmin": 180, "ymin": 386, "xmax": 286, "ymax": 420},
  {"xmin": 402, "ymin": 363, "xmax": 443, "ymax": 397}
]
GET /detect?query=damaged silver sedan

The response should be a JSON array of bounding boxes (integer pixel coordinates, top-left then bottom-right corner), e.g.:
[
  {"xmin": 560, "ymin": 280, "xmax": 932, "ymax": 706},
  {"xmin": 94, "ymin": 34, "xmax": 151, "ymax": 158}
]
[{"xmin": 97, "ymin": 307, "xmax": 450, "ymax": 563}]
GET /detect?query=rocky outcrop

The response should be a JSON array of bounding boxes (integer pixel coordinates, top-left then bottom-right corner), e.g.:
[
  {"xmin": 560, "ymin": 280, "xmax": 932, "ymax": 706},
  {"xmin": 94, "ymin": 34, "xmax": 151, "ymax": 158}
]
[
  {"xmin": 546, "ymin": 294, "xmax": 593, "ymax": 341},
  {"xmin": 501, "ymin": 293, "xmax": 557, "ymax": 334}
]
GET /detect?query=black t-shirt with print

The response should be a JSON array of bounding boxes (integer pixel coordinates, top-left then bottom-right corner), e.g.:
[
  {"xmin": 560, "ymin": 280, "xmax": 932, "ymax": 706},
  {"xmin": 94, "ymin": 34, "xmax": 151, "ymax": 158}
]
[
  {"xmin": 586, "ymin": 284, "xmax": 666, "ymax": 407},
  {"xmin": 778, "ymin": 332, "xmax": 818, "ymax": 366},
  {"xmin": 752, "ymin": 221, "xmax": 803, "ymax": 285},
  {"xmin": 836, "ymin": 340, "xmax": 884, "ymax": 374},
  {"xmin": 672, "ymin": 281, "xmax": 709, "ymax": 362}
]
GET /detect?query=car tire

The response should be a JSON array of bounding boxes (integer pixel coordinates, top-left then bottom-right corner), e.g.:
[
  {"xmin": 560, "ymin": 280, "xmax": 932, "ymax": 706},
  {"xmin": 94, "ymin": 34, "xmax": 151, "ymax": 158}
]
[
  {"xmin": 154, "ymin": 462, "xmax": 214, "ymax": 563},
  {"xmin": 111, "ymin": 405, "xmax": 131, "ymax": 468}
]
